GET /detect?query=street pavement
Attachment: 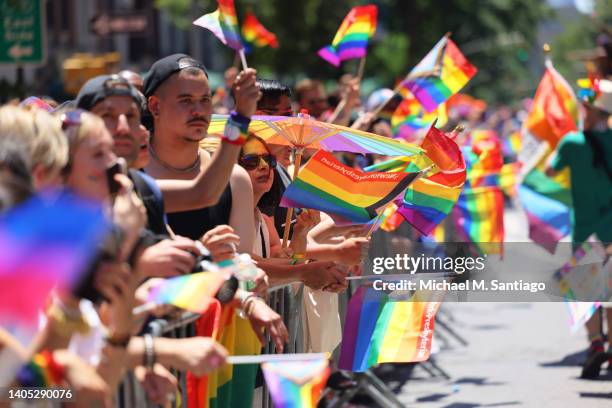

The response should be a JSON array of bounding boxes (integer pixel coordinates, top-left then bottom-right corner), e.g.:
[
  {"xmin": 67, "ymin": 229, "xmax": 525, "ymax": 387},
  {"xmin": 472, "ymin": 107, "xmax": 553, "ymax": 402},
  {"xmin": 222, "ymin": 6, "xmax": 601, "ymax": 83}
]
[{"xmin": 393, "ymin": 205, "xmax": 612, "ymax": 407}]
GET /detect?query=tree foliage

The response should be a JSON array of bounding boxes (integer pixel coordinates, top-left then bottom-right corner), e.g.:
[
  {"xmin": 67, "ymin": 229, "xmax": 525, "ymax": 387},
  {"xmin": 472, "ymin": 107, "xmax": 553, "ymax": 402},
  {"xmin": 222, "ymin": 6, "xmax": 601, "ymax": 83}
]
[{"xmin": 155, "ymin": 0, "xmax": 552, "ymax": 104}]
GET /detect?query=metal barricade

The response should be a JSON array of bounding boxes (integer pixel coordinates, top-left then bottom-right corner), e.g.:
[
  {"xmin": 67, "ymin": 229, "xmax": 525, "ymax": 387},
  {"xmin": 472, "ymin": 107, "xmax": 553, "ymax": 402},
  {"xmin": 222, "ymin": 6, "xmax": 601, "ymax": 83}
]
[
  {"xmin": 115, "ymin": 284, "xmax": 306, "ymax": 408},
  {"xmin": 115, "ymin": 312, "xmax": 201, "ymax": 408}
]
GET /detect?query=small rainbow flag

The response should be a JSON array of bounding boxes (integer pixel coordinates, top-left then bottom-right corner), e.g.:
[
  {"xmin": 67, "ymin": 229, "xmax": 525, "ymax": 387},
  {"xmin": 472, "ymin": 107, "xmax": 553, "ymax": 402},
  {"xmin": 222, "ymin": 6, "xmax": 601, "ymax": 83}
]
[
  {"xmin": 391, "ymin": 96, "xmax": 448, "ymax": 141},
  {"xmin": 241, "ymin": 11, "xmax": 278, "ymax": 51},
  {"xmin": 0, "ymin": 192, "xmax": 109, "ymax": 326},
  {"xmin": 281, "ymin": 150, "xmax": 420, "ymax": 224},
  {"xmin": 193, "ymin": 0, "xmax": 244, "ymax": 51},
  {"xmin": 367, "ymin": 125, "xmax": 467, "ymax": 235},
  {"xmin": 339, "ymin": 287, "xmax": 441, "ymax": 372},
  {"xmin": 399, "ymin": 35, "xmax": 477, "ymax": 112},
  {"xmin": 147, "ymin": 272, "xmax": 228, "ymax": 313},
  {"xmin": 524, "ymin": 60, "xmax": 579, "ymax": 149},
  {"xmin": 318, "ymin": 5, "xmax": 377, "ymax": 67},
  {"xmin": 453, "ymin": 134, "xmax": 505, "ymax": 255},
  {"xmin": 519, "ymin": 149, "xmax": 572, "ymax": 253},
  {"xmin": 262, "ymin": 359, "xmax": 330, "ymax": 408},
  {"xmin": 501, "ymin": 131, "xmax": 522, "ymax": 159}
]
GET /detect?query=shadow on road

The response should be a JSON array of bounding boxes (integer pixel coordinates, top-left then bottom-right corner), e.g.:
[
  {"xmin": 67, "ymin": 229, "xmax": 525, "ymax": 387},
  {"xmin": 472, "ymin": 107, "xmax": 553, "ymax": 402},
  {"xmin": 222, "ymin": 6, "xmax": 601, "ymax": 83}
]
[
  {"xmin": 441, "ymin": 402, "xmax": 520, "ymax": 408},
  {"xmin": 539, "ymin": 348, "xmax": 587, "ymax": 367},
  {"xmin": 453, "ymin": 377, "xmax": 505, "ymax": 386},
  {"xmin": 579, "ymin": 391, "xmax": 612, "ymax": 399}
]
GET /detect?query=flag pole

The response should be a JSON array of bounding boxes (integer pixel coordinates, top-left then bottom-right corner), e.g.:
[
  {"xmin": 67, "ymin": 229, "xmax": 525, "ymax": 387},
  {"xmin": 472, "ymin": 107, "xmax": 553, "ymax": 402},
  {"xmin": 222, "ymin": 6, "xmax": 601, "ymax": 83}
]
[
  {"xmin": 282, "ymin": 147, "xmax": 304, "ymax": 248},
  {"xmin": 369, "ymin": 81, "xmax": 402, "ymax": 118},
  {"xmin": 357, "ymin": 56, "xmax": 367, "ymax": 81},
  {"xmin": 227, "ymin": 353, "xmax": 328, "ymax": 365},
  {"xmin": 238, "ymin": 49, "xmax": 249, "ymax": 70}
]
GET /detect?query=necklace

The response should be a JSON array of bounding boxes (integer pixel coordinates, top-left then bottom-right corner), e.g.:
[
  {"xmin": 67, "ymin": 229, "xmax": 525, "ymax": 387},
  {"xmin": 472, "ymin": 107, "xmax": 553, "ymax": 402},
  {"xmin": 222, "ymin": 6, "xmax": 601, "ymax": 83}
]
[{"xmin": 149, "ymin": 143, "xmax": 201, "ymax": 173}]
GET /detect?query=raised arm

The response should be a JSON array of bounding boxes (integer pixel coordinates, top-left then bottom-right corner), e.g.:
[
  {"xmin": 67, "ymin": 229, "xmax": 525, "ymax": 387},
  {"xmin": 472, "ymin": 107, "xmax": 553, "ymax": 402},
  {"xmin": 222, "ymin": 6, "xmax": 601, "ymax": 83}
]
[{"xmin": 157, "ymin": 68, "xmax": 262, "ymax": 212}]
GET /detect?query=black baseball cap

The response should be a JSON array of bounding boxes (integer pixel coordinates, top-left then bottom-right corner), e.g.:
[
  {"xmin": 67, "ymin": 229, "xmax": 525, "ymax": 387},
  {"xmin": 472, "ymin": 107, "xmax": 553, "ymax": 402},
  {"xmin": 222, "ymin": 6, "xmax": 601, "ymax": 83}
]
[
  {"xmin": 143, "ymin": 53, "xmax": 208, "ymax": 97},
  {"xmin": 76, "ymin": 74, "xmax": 146, "ymax": 112}
]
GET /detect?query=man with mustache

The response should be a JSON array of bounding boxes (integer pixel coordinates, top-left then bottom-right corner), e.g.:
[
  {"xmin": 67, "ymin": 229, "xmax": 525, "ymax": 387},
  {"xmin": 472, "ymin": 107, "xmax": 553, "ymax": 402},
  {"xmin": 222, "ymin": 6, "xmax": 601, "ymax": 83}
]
[{"xmin": 143, "ymin": 54, "xmax": 259, "ymax": 254}]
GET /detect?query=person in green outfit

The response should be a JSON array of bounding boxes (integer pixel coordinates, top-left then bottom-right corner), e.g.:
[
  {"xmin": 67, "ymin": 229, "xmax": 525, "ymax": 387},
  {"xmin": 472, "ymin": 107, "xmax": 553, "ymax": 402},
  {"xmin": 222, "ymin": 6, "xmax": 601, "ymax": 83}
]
[{"xmin": 546, "ymin": 78, "xmax": 612, "ymax": 379}]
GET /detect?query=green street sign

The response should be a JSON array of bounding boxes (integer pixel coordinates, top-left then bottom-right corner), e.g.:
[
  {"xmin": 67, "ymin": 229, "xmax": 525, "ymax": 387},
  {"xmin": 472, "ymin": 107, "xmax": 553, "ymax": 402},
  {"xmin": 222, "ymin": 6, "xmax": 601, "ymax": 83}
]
[{"xmin": 0, "ymin": 0, "xmax": 46, "ymax": 65}]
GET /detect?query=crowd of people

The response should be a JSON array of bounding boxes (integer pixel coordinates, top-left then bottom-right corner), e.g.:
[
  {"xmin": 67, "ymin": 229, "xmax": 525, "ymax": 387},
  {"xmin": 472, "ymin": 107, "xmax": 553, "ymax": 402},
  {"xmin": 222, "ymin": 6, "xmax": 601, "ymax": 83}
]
[
  {"xmin": 0, "ymin": 31, "xmax": 611, "ymax": 407},
  {"xmin": 0, "ymin": 52, "xmax": 375, "ymax": 407}
]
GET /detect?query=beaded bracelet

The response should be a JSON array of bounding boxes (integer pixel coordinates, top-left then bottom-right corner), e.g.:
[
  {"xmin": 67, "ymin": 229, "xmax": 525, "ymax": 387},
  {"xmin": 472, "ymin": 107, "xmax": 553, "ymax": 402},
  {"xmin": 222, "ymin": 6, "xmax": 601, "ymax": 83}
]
[
  {"xmin": 16, "ymin": 350, "xmax": 65, "ymax": 387},
  {"xmin": 222, "ymin": 111, "xmax": 250, "ymax": 146}
]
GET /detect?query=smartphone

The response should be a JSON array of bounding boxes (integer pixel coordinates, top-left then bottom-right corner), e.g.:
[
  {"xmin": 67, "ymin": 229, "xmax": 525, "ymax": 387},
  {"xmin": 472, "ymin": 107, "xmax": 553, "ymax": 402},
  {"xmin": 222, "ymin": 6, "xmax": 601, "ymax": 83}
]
[{"xmin": 106, "ymin": 158, "xmax": 127, "ymax": 195}]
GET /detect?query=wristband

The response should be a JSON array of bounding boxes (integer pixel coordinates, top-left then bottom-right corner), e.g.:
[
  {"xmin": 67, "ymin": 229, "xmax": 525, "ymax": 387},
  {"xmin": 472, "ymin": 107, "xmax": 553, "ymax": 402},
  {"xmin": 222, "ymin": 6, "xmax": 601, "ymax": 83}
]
[
  {"xmin": 222, "ymin": 111, "xmax": 250, "ymax": 146},
  {"xmin": 105, "ymin": 333, "xmax": 131, "ymax": 348},
  {"xmin": 143, "ymin": 334, "xmax": 155, "ymax": 370}
]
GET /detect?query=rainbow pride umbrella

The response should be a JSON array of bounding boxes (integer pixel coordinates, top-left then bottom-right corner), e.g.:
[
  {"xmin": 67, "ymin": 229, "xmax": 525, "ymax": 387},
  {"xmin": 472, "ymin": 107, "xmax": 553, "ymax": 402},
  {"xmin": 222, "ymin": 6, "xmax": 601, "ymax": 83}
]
[
  {"xmin": 206, "ymin": 113, "xmax": 424, "ymax": 156},
  {"xmin": 207, "ymin": 113, "xmax": 423, "ymax": 246}
]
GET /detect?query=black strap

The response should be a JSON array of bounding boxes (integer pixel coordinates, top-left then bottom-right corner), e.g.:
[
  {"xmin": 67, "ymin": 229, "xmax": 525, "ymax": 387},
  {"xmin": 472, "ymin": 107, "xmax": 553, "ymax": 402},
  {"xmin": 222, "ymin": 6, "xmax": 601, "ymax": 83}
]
[
  {"xmin": 129, "ymin": 170, "xmax": 168, "ymax": 236},
  {"xmin": 260, "ymin": 223, "xmax": 267, "ymax": 258}
]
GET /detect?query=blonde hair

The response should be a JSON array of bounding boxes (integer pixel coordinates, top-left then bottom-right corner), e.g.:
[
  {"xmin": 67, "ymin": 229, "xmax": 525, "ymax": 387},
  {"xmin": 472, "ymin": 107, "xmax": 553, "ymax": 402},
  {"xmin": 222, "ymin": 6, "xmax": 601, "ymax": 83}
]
[
  {"xmin": 60, "ymin": 111, "xmax": 107, "ymax": 175},
  {"xmin": 0, "ymin": 106, "xmax": 68, "ymax": 172}
]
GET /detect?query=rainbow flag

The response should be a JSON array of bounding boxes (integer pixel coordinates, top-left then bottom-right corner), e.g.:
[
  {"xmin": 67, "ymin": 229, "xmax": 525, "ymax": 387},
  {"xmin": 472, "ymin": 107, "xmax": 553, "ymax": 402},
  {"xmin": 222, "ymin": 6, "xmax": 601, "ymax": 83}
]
[
  {"xmin": 367, "ymin": 125, "xmax": 466, "ymax": 235},
  {"xmin": 453, "ymin": 132, "xmax": 505, "ymax": 255},
  {"xmin": 447, "ymin": 93, "xmax": 487, "ymax": 117},
  {"xmin": 524, "ymin": 61, "xmax": 579, "ymax": 149},
  {"xmin": 391, "ymin": 96, "xmax": 448, "ymax": 141},
  {"xmin": 318, "ymin": 5, "xmax": 377, "ymax": 67},
  {"xmin": 379, "ymin": 202, "xmax": 404, "ymax": 232},
  {"xmin": 0, "ymin": 192, "xmax": 109, "ymax": 326},
  {"xmin": 501, "ymin": 131, "xmax": 522, "ymax": 159},
  {"xmin": 552, "ymin": 240, "xmax": 609, "ymax": 331},
  {"xmin": 339, "ymin": 287, "xmax": 441, "ymax": 372},
  {"xmin": 241, "ymin": 11, "xmax": 278, "ymax": 51},
  {"xmin": 193, "ymin": 0, "xmax": 244, "ymax": 51},
  {"xmin": 399, "ymin": 35, "xmax": 477, "ymax": 112},
  {"xmin": 518, "ymin": 143, "xmax": 572, "ymax": 253},
  {"xmin": 147, "ymin": 272, "xmax": 228, "ymax": 313},
  {"xmin": 281, "ymin": 150, "xmax": 420, "ymax": 224},
  {"xmin": 262, "ymin": 359, "xmax": 330, "ymax": 408}
]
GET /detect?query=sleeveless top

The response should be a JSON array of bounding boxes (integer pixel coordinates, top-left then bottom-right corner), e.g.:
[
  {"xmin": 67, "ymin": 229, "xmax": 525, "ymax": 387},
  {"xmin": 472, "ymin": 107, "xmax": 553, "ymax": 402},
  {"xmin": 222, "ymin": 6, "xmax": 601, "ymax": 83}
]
[
  {"xmin": 253, "ymin": 209, "xmax": 270, "ymax": 258},
  {"xmin": 166, "ymin": 184, "xmax": 232, "ymax": 240}
]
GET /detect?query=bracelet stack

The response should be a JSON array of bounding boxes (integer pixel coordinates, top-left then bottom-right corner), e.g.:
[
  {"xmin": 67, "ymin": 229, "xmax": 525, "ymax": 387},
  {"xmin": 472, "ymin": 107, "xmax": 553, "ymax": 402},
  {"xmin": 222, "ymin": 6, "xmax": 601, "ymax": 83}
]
[
  {"xmin": 223, "ymin": 111, "xmax": 250, "ymax": 146},
  {"xmin": 143, "ymin": 334, "xmax": 155, "ymax": 370},
  {"xmin": 16, "ymin": 350, "xmax": 65, "ymax": 387}
]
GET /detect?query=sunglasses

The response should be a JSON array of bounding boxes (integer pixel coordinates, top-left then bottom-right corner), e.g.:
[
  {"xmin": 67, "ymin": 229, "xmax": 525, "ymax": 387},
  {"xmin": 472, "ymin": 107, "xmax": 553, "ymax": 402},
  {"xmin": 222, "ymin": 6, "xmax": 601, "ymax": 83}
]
[
  {"xmin": 60, "ymin": 109, "xmax": 87, "ymax": 130},
  {"xmin": 239, "ymin": 154, "xmax": 277, "ymax": 171}
]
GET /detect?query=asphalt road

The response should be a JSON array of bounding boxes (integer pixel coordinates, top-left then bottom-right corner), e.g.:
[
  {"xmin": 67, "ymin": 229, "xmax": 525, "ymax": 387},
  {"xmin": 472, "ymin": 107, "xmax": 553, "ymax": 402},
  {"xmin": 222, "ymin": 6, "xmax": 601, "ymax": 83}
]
[{"xmin": 392, "ymin": 205, "xmax": 612, "ymax": 407}]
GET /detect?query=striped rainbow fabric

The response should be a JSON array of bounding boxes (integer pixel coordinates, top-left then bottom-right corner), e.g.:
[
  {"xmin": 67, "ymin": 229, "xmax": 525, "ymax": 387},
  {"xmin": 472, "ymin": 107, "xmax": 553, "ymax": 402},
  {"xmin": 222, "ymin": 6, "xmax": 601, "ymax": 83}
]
[
  {"xmin": 147, "ymin": 272, "xmax": 227, "ymax": 313},
  {"xmin": 391, "ymin": 96, "xmax": 448, "ymax": 142},
  {"xmin": 281, "ymin": 150, "xmax": 420, "ymax": 224},
  {"xmin": 339, "ymin": 287, "xmax": 441, "ymax": 372},
  {"xmin": 524, "ymin": 60, "xmax": 579, "ymax": 149},
  {"xmin": 519, "ymin": 145, "xmax": 572, "ymax": 253},
  {"xmin": 241, "ymin": 11, "xmax": 278, "ymax": 50},
  {"xmin": 206, "ymin": 114, "xmax": 424, "ymax": 156},
  {"xmin": 366, "ymin": 125, "xmax": 467, "ymax": 236},
  {"xmin": 452, "ymin": 132, "xmax": 505, "ymax": 255},
  {"xmin": 318, "ymin": 5, "xmax": 377, "ymax": 67},
  {"xmin": 262, "ymin": 359, "xmax": 330, "ymax": 408},
  {"xmin": 501, "ymin": 131, "xmax": 522, "ymax": 159},
  {"xmin": 193, "ymin": 0, "xmax": 244, "ymax": 50},
  {"xmin": 399, "ymin": 35, "xmax": 477, "ymax": 112}
]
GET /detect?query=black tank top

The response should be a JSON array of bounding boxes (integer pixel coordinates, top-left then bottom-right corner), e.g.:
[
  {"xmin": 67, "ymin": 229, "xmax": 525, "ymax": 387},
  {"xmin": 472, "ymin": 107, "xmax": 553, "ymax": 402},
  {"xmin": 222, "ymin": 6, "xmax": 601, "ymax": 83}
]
[{"xmin": 167, "ymin": 184, "xmax": 232, "ymax": 240}]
